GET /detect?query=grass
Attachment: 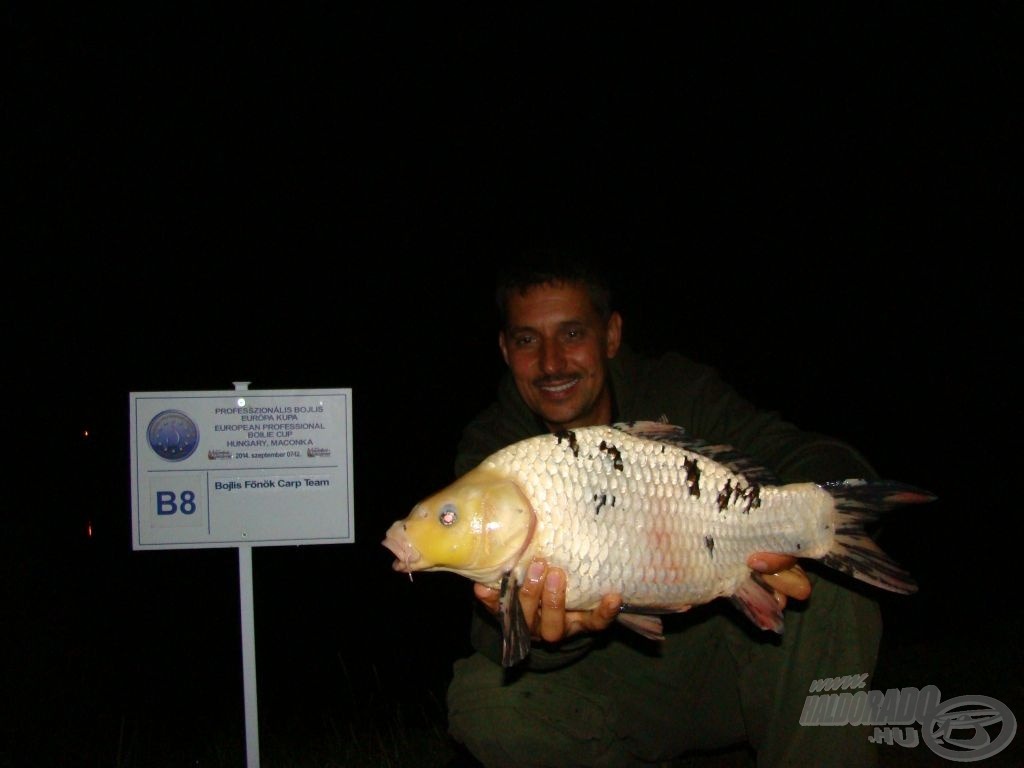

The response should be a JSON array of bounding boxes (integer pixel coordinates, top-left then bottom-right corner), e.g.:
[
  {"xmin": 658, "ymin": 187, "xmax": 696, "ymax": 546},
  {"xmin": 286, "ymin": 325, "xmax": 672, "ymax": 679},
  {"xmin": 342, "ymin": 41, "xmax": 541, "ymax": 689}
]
[
  {"xmin": 7, "ymin": 529, "xmax": 1021, "ymax": 767},
  {"xmin": 4, "ymin": 655, "xmax": 461, "ymax": 768}
]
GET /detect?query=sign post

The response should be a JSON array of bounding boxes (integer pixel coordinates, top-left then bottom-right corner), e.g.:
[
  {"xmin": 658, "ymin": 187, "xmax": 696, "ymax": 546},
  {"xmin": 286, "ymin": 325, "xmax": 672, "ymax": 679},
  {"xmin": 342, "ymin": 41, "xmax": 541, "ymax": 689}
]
[
  {"xmin": 129, "ymin": 384, "xmax": 355, "ymax": 767},
  {"xmin": 239, "ymin": 543, "xmax": 259, "ymax": 767}
]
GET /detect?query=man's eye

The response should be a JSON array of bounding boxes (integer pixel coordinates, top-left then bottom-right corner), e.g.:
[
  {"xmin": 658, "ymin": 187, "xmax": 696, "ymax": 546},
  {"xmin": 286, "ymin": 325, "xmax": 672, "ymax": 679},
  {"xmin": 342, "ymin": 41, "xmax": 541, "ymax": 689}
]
[{"xmin": 514, "ymin": 335, "xmax": 535, "ymax": 347}]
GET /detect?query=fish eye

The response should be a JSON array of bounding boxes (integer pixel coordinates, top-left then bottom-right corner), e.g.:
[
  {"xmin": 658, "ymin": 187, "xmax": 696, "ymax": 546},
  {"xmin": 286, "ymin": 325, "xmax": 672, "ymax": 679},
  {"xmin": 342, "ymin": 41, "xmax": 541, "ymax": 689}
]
[{"xmin": 439, "ymin": 503, "xmax": 457, "ymax": 526}]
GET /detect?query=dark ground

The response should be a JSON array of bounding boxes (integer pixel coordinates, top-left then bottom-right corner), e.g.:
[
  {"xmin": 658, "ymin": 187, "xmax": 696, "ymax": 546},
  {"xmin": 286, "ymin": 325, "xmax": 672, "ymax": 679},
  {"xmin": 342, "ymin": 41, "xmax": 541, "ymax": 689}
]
[{"xmin": 6, "ymin": 4, "xmax": 1023, "ymax": 766}]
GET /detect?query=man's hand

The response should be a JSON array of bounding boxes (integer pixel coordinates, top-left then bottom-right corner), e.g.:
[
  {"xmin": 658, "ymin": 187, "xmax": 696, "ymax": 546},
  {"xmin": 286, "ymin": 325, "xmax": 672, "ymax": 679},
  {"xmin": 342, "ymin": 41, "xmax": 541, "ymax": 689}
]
[
  {"xmin": 474, "ymin": 553, "xmax": 811, "ymax": 644},
  {"xmin": 748, "ymin": 553, "xmax": 811, "ymax": 608},
  {"xmin": 473, "ymin": 559, "xmax": 623, "ymax": 643}
]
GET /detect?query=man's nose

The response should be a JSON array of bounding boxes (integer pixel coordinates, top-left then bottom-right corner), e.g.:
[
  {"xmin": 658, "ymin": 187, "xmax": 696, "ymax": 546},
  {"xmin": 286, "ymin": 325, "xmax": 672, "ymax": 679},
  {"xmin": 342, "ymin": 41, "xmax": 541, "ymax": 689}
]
[{"xmin": 538, "ymin": 340, "xmax": 566, "ymax": 374}]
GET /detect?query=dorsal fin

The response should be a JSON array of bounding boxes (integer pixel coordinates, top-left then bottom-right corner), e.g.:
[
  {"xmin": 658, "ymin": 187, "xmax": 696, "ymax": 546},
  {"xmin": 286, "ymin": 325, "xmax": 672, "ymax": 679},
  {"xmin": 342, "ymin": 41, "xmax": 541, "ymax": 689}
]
[{"xmin": 612, "ymin": 420, "xmax": 781, "ymax": 486}]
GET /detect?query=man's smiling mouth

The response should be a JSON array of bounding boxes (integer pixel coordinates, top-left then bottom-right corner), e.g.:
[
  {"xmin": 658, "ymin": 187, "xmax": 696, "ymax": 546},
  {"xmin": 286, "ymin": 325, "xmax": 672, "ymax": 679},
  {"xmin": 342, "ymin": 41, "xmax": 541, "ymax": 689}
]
[{"xmin": 538, "ymin": 378, "xmax": 579, "ymax": 393}]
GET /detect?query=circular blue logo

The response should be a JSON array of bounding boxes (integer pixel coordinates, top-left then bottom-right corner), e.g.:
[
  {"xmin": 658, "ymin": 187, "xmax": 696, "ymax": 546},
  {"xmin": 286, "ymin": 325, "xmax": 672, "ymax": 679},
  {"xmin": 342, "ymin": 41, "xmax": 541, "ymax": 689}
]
[{"xmin": 147, "ymin": 409, "xmax": 200, "ymax": 461}]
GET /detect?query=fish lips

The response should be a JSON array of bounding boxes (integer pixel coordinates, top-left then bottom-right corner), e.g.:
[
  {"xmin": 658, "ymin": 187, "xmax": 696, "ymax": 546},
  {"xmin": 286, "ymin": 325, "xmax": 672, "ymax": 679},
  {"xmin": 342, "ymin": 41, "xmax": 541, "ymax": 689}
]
[{"xmin": 382, "ymin": 529, "xmax": 421, "ymax": 572}]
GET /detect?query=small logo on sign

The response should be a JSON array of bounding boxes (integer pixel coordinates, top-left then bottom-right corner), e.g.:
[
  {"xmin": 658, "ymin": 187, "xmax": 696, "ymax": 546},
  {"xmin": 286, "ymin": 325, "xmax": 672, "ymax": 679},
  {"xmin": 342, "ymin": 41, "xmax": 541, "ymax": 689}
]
[{"xmin": 147, "ymin": 409, "xmax": 200, "ymax": 461}]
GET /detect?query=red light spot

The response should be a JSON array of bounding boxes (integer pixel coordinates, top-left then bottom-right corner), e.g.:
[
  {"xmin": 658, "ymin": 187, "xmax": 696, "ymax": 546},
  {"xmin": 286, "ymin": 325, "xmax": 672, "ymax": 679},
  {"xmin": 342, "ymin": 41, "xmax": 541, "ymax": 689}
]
[{"xmin": 86, "ymin": 521, "xmax": 93, "ymax": 538}]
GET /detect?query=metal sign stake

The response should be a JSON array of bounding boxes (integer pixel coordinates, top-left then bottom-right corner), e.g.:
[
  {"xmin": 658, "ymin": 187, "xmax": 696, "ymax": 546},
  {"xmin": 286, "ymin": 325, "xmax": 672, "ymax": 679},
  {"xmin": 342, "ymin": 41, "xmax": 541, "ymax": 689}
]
[
  {"xmin": 239, "ymin": 543, "xmax": 260, "ymax": 768},
  {"xmin": 233, "ymin": 382, "xmax": 260, "ymax": 768}
]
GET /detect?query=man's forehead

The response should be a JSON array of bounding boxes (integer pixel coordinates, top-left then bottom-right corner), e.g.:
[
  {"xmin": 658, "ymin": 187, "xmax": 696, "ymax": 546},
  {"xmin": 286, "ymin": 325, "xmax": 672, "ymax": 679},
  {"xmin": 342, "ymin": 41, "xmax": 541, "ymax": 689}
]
[{"xmin": 507, "ymin": 282, "xmax": 600, "ymax": 327}]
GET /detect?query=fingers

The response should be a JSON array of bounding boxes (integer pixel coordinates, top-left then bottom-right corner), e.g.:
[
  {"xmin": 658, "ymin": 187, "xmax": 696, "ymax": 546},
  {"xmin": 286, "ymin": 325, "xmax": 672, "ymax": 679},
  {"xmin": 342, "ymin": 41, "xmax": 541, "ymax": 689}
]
[
  {"xmin": 474, "ymin": 559, "xmax": 558, "ymax": 637},
  {"xmin": 536, "ymin": 567, "xmax": 625, "ymax": 641},
  {"xmin": 748, "ymin": 552, "xmax": 798, "ymax": 574},
  {"xmin": 761, "ymin": 564, "xmax": 811, "ymax": 601},
  {"xmin": 473, "ymin": 582, "xmax": 500, "ymax": 614},
  {"xmin": 747, "ymin": 552, "xmax": 812, "ymax": 603},
  {"xmin": 566, "ymin": 593, "xmax": 623, "ymax": 636},
  {"xmin": 520, "ymin": 560, "xmax": 549, "ymax": 634},
  {"xmin": 474, "ymin": 559, "xmax": 622, "ymax": 643},
  {"xmin": 536, "ymin": 568, "xmax": 567, "ymax": 642}
]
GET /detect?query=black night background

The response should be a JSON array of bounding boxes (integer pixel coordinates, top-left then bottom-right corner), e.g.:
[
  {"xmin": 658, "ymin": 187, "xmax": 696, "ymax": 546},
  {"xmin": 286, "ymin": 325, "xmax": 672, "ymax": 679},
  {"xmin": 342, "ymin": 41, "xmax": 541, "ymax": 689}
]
[{"xmin": 7, "ymin": 5, "xmax": 1022, "ymax": 767}]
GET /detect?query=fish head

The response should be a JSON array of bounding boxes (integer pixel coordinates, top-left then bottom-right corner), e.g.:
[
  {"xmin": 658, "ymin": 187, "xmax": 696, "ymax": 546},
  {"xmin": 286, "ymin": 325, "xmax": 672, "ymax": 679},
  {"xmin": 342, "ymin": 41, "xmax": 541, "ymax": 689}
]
[{"xmin": 383, "ymin": 465, "xmax": 534, "ymax": 584}]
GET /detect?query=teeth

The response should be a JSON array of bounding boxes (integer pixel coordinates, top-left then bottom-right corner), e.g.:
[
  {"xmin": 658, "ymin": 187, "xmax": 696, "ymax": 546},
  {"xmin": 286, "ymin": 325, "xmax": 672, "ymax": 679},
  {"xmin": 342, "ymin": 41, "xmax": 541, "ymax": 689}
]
[{"xmin": 542, "ymin": 380, "xmax": 576, "ymax": 393}]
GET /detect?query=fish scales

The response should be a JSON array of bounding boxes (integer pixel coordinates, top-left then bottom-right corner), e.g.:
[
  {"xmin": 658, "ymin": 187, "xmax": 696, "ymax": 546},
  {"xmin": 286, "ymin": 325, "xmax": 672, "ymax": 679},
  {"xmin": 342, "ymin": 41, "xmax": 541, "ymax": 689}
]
[
  {"xmin": 486, "ymin": 424, "xmax": 831, "ymax": 608},
  {"xmin": 383, "ymin": 420, "xmax": 933, "ymax": 666}
]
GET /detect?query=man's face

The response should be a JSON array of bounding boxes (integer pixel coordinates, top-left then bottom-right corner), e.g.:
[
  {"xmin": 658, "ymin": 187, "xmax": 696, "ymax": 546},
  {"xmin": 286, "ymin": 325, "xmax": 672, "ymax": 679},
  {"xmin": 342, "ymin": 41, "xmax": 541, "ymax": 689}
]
[{"xmin": 499, "ymin": 281, "xmax": 622, "ymax": 432}]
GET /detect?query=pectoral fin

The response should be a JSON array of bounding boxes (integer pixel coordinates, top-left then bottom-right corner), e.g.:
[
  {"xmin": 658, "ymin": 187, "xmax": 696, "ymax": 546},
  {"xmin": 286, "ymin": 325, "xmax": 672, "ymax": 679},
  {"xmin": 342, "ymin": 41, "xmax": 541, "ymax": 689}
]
[
  {"xmin": 730, "ymin": 572, "xmax": 785, "ymax": 633},
  {"xmin": 499, "ymin": 570, "xmax": 532, "ymax": 667},
  {"xmin": 615, "ymin": 613, "xmax": 665, "ymax": 640}
]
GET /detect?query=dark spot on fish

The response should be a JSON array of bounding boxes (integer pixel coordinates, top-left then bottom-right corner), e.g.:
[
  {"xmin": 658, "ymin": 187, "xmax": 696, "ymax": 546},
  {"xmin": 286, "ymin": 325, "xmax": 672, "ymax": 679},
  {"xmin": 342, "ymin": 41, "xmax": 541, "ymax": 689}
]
[
  {"xmin": 705, "ymin": 535, "xmax": 715, "ymax": 557},
  {"xmin": 717, "ymin": 480, "xmax": 733, "ymax": 511},
  {"xmin": 599, "ymin": 440, "xmax": 624, "ymax": 471},
  {"xmin": 593, "ymin": 492, "xmax": 608, "ymax": 515},
  {"xmin": 718, "ymin": 481, "xmax": 763, "ymax": 514},
  {"xmin": 557, "ymin": 429, "xmax": 580, "ymax": 457},
  {"xmin": 741, "ymin": 485, "xmax": 763, "ymax": 514},
  {"xmin": 684, "ymin": 456, "xmax": 701, "ymax": 498}
]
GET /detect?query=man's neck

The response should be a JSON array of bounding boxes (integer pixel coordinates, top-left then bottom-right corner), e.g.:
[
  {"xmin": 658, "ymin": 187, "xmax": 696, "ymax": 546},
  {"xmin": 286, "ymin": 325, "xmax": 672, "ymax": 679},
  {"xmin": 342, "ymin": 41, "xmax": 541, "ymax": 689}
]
[{"xmin": 543, "ymin": 386, "xmax": 615, "ymax": 433}]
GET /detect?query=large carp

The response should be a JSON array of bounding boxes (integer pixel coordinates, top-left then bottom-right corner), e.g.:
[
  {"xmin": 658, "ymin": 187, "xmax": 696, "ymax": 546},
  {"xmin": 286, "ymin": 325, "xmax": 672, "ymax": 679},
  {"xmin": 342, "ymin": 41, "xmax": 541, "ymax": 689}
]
[{"xmin": 383, "ymin": 420, "xmax": 932, "ymax": 666}]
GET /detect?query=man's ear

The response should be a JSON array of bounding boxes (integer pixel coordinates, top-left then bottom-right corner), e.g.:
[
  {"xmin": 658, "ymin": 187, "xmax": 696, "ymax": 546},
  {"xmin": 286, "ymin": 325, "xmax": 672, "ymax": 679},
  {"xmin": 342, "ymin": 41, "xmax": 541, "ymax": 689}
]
[
  {"xmin": 606, "ymin": 311, "xmax": 623, "ymax": 358},
  {"xmin": 498, "ymin": 331, "xmax": 510, "ymax": 366}
]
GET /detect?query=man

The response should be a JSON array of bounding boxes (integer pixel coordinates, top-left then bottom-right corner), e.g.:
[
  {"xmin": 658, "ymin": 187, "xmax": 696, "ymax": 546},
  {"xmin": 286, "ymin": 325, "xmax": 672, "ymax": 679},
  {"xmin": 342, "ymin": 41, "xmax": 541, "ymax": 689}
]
[{"xmin": 446, "ymin": 251, "xmax": 883, "ymax": 767}]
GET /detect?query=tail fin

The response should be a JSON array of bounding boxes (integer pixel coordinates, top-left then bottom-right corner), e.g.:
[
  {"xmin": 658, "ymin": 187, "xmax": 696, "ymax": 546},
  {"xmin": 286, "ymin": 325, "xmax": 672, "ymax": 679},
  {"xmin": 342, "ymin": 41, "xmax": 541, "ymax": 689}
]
[{"xmin": 819, "ymin": 479, "xmax": 935, "ymax": 594}]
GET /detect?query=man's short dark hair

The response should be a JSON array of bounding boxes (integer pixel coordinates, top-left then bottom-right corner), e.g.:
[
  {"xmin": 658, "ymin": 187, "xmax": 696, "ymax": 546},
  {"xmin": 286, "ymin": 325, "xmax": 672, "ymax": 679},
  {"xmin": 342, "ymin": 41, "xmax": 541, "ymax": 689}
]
[{"xmin": 495, "ymin": 246, "xmax": 613, "ymax": 329}]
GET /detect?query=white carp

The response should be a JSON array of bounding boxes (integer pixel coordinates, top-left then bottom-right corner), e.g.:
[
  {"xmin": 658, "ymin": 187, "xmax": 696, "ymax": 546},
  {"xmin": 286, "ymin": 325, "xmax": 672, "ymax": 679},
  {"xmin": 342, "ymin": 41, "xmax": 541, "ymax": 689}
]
[{"xmin": 383, "ymin": 420, "xmax": 933, "ymax": 666}]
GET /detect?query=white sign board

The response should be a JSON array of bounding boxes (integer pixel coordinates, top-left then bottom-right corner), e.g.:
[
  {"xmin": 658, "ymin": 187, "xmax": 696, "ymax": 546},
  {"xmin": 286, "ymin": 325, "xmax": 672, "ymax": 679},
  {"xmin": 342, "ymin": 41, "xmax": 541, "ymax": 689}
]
[{"xmin": 129, "ymin": 388, "xmax": 354, "ymax": 549}]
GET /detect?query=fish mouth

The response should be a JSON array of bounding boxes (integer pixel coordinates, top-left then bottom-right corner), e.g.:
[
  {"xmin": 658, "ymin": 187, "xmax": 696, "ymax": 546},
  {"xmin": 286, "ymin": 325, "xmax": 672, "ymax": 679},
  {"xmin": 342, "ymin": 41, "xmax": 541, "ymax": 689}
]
[{"xmin": 382, "ymin": 524, "xmax": 421, "ymax": 572}]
